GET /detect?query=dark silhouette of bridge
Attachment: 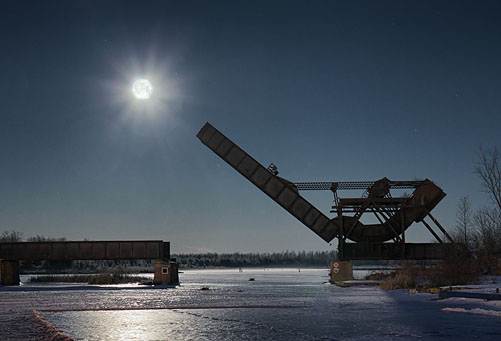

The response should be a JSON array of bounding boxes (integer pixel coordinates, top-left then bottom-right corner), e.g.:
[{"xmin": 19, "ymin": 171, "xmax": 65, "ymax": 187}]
[
  {"xmin": 0, "ymin": 240, "xmax": 178, "ymax": 286},
  {"xmin": 197, "ymin": 122, "xmax": 458, "ymax": 283}
]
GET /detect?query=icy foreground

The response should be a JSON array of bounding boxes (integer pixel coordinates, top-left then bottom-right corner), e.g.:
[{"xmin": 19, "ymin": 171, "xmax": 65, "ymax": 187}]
[{"xmin": 1, "ymin": 269, "xmax": 500, "ymax": 340}]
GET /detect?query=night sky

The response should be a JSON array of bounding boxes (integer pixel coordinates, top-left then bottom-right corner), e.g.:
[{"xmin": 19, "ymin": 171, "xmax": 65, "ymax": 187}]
[{"xmin": 1, "ymin": 1, "xmax": 500, "ymax": 253}]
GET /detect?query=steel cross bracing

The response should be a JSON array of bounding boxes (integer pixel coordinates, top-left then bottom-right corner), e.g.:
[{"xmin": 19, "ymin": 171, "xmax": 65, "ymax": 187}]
[{"xmin": 293, "ymin": 181, "xmax": 420, "ymax": 191}]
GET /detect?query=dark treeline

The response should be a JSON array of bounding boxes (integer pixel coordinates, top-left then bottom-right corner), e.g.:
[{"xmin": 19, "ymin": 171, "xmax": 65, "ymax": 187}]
[
  {"xmin": 0, "ymin": 230, "xmax": 66, "ymax": 242},
  {"xmin": 173, "ymin": 250, "xmax": 338, "ymax": 268},
  {"xmin": 15, "ymin": 251, "xmax": 339, "ymax": 272},
  {"xmin": 13, "ymin": 250, "xmax": 339, "ymax": 273},
  {"xmin": 17, "ymin": 259, "xmax": 155, "ymax": 273}
]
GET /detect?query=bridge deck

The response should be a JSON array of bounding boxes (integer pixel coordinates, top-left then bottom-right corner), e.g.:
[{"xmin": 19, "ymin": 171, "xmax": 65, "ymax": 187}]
[
  {"xmin": 342, "ymin": 242, "xmax": 456, "ymax": 260},
  {"xmin": 0, "ymin": 240, "xmax": 170, "ymax": 261}
]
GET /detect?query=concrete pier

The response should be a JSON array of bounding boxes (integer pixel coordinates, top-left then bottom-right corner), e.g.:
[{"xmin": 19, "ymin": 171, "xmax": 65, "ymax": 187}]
[
  {"xmin": 153, "ymin": 259, "xmax": 179, "ymax": 285},
  {"xmin": 330, "ymin": 260, "xmax": 353, "ymax": 283},
  {"xmin": 0, "ymin": 260, "xmax": 20, "ymax": 286}
]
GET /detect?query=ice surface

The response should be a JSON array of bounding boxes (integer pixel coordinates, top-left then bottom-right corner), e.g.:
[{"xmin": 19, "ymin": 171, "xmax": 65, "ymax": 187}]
[{"xmin": 2, "ymin": 269, "xmax": 501, "ymax": 340}]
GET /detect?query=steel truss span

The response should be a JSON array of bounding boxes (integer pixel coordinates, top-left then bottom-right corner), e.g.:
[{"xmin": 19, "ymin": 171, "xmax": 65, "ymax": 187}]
[{"xmin": 197, "ymin": 122, "xmax": 447, "ymax": 246}]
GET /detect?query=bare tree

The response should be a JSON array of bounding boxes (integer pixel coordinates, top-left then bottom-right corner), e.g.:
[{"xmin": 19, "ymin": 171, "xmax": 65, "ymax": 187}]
[
  {"xmin": 473, "ymin": 207, "xmax": 501, "ymax": 272},
  {"xmin": 26, "ymin": 235, "xmax": 66, "ymax": 242},
  {"xmin": 475, "ymin": 146, "xmax": 501, "ymax": 212},
  {"xmin": 0, "ymin": 230, "xmax": 23, "ymax": 242},
  {"xmin": 455, "ymin": 196, "xmax": 473, "ymax": 249}
]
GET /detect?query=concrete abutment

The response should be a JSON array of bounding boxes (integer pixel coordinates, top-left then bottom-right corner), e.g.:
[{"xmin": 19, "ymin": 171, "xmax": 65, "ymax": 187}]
[
  {"xmin": 329, "ymin": 260, "xmax": 353, "ymax": 283},
  {"xmin": 0, "ymin": 260, "xmax": 20, "ymax": 286},
  {"xmin": 154, "ymin": 259, "xmax": 179, "ymax": 285}
]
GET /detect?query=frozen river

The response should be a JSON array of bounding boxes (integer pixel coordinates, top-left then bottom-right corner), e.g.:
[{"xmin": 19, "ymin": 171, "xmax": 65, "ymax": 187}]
[{"xmin": 1, "ymin": 268, "xmax": 501, "ymax": 340}]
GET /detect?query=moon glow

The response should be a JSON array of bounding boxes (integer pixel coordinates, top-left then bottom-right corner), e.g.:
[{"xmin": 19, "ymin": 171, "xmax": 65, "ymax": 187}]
[{"xmin": 132, "ymin": 79, "xmax": 153, "ymax": 99}]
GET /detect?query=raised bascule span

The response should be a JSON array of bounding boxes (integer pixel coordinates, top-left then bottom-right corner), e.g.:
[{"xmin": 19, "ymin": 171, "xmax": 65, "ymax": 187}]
[
  {"xmin": 196, "ymin": 122, "xmax": 338, "ymax": 243},
  {"xmin": 197, "ymin": 122, "xmax": 457, "ymax": 281}
]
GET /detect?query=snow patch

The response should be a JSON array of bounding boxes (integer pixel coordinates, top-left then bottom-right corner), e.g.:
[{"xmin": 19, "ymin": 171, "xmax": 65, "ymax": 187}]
[
  {"xmin": 445, "ymin": 297, "xmax": 501, "ymax": 307},
  {"xmin": 442, "ymin": 307, "xmax": 501, "ymax": 317}
]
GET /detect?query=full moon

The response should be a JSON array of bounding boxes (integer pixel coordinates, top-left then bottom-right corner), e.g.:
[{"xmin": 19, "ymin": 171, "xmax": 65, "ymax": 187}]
[{"xmin": 132, "ymin": 79, "xmax": 153, "ymax": 99}]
